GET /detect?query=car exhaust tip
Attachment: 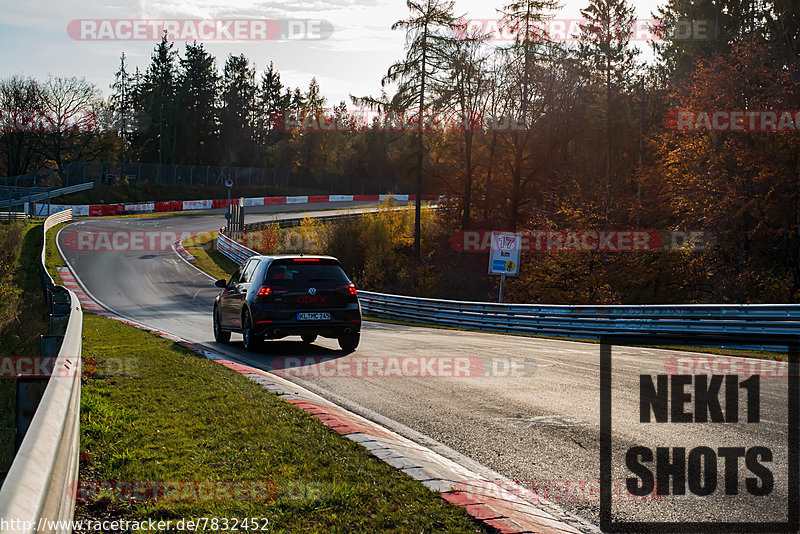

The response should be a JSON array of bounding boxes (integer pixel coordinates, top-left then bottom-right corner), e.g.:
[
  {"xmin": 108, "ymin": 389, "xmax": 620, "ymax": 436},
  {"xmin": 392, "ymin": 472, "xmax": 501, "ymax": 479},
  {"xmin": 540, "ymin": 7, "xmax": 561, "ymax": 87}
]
[
  {"xmin": 273, "ymin": 329, "xmax": 282, "ymax": 337},
  {"xmin": 344, "ymin": 328, "xmax": 352, "ymax": 335}
]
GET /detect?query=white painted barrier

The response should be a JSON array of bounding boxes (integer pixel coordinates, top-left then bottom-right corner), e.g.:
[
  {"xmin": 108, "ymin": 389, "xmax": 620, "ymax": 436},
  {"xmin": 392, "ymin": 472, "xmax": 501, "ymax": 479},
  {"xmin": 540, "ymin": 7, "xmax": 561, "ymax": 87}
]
[{"xmin": 0, "ymin": 210, "xmax": 83, "ymax": 534}]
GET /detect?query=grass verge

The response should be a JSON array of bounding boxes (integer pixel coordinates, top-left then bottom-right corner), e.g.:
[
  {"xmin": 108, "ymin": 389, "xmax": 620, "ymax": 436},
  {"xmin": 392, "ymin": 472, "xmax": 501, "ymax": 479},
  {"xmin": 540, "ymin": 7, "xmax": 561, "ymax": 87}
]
[
  {"xmin": 181, "ymin": 232, "xmax": 237, "ymax": 282},
  {"xmin": 77, "ymin": 313, "xmax": 484, "ymax": 533},
  {"xmin": 0, "ymin": 220, "xmax": 50, "ymax": 472},
  {"xmin": 45, "ymin": 221, "xmax": 70, "ymax": 285}
]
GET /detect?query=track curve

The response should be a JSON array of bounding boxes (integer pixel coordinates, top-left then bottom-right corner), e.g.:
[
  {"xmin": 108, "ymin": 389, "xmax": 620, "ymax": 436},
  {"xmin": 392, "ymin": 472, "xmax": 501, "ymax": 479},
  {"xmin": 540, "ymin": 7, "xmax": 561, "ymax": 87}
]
[{"xmin": 58, "ymin": 204, "xmax": 792, "ymax": 527}]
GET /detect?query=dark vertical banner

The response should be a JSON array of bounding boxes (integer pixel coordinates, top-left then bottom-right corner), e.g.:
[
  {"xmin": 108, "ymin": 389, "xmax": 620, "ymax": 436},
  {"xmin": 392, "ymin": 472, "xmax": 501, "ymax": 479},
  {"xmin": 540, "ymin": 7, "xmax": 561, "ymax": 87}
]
[
  {"xmin": 599, "ymin": 335, "xmax": 799, "ymax": 533},
  {"xmin": 600, "ymin": 342, "xmax": 613, "ymax": 531}
]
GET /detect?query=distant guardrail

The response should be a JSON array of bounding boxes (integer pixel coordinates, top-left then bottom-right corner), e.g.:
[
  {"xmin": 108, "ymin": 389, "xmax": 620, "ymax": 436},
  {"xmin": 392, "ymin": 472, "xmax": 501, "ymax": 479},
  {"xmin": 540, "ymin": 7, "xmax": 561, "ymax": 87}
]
[
  {"xmin": 23, "ymin": 193, "xmax": 428, "ymax": 218},
  {"xmin": 0, "ymin": 209, "xmax": 82, "ymax": 534},
  {"xmin": 1, "ymin": 162, "xmax": 414, "ymax": 195},
  {"xmin": 217, "ymin": 211, "xmax": 373, "ymax": 264},
  {"xmin": 0, "ymin": 211, "xmax": 27, "ymax": 220},
  {"xmin": 216, "ymin": 214, "xmax": 800, "ymax": 352},
  {"xmin": 39, "ymin": 210, "xmax": 73, "ymax": 308},
  {"xmin": 217, "ymin": 229, "xmax": 255, "ymax": 265},
  {"xmin": 0, "ymin": 182, "xmax": 95, "ymax": 210},
  {"xmin": 240, "ymin": 212, "xmax": 365, "ymax": 232}
]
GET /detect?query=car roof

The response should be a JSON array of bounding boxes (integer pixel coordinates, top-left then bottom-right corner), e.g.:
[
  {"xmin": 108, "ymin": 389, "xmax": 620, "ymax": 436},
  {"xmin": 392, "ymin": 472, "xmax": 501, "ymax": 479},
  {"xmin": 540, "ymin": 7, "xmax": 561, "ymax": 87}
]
[{"xmin": 250, "ymin": 254, "xmax": 340, "ymax": 262}]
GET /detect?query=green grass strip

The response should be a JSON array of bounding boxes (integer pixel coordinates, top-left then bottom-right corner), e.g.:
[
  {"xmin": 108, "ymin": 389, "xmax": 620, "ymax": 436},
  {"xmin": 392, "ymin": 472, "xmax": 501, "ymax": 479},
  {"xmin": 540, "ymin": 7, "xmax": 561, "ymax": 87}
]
[{"xmin": 77, "ymin": 314, "xmax": 483, "ymax": 532}]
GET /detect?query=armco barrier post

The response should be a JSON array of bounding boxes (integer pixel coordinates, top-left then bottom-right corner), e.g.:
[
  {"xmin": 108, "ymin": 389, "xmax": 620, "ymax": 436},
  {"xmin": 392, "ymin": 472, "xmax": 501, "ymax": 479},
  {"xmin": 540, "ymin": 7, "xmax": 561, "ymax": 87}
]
[
  {"xmin": 15, "ymin": 379, "xmax": 48, "ymax": 451},
  {"xmin": 50, "ymin": 314, "xmax": 69, "ymax": 336}
]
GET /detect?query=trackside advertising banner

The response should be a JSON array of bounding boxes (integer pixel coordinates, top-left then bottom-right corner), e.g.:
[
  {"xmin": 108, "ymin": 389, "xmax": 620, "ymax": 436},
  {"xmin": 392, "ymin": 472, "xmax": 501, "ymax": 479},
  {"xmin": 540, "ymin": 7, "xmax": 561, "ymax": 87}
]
[{"xmin": 23, "ymin": 194, "xmax": 439, "ymax": 218}]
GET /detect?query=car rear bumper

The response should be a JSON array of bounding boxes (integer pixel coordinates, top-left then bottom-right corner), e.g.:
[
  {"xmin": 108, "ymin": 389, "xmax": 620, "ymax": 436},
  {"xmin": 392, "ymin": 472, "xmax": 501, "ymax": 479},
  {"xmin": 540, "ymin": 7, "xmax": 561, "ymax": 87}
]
[
  {"xmin": 256, "ymin": 322, "xmax": 361, "ymax": 339},
  {"xmin": 251, "ymin": 303, "xmax": 361, "ymax": 338}
]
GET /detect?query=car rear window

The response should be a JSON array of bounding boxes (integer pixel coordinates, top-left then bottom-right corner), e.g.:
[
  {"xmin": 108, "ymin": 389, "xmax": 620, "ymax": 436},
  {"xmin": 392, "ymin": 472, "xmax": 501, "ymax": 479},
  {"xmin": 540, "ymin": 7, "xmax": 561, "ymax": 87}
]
[{"xmin": 265, "ymin": 261, "xmax": 349, "ymax": 290}]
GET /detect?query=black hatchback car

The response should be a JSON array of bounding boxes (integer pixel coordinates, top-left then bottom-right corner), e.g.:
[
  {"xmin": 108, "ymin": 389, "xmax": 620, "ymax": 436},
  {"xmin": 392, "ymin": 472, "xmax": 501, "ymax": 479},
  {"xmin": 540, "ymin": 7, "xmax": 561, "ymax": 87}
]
[{"xmin": 213, "ymin": 255, "xmax": 361, "ymax": 352}]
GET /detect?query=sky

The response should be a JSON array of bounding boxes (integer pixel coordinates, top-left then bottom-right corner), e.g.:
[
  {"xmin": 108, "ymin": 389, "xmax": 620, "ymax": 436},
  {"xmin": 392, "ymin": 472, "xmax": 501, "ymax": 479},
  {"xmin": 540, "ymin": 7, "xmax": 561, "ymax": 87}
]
[{"xmin": 0, "ymin": 0, "xmax": 662, "ymax": 106}]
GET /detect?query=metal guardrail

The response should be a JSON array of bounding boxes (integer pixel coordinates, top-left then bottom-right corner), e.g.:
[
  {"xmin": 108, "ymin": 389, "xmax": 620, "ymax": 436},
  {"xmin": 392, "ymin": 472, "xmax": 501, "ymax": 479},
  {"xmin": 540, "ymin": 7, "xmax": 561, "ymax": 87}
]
[
  {"xmin": 0, "ymin": 182, "xmax": 95, "ymax": 210},
  {"xmin": 357, "ymin": 292, "xmax": 800, "ymax": 352},
  {"xmin": 40, "ymin": 210, "xmax": 73, "ymax": 308},
  {"xmin": 240, "ymin": 212, "xmax": 365, "ymax": 233},
  {"xmin": 217, "ymin": 229, "xmax": 254, "ymax": 266},
  {"xmin": 0, "ymin": 209, "xmax": 82, "ymax": 534},
  {"xmin": 216, "ymin": 216, "xmax": 800, "ymax": 352},
  {"xmin": 1, "ymin": 162, "xmax": 414, "ymax": 195}
]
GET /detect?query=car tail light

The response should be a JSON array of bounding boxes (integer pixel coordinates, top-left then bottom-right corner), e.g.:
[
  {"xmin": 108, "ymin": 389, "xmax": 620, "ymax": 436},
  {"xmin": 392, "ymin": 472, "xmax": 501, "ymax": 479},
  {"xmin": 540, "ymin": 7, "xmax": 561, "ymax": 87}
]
[
  {"xmin": 257, "ymin": 286, "xmax": 271, "ymax": 296},
  {"xmin": 256, "ymin": 285, "xmax": 287, "ymax": 300},
  {"xmin": 336, "ymin": 283, "xmax": 357, "ymax": 296}
]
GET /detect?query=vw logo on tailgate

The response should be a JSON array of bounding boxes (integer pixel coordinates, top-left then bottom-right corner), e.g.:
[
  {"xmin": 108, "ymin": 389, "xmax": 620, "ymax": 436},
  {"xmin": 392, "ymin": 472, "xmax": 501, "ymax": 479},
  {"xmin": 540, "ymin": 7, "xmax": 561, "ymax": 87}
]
[{"xmin": 308, "ymin": 287, "xmax": 317, "ymax": 295}]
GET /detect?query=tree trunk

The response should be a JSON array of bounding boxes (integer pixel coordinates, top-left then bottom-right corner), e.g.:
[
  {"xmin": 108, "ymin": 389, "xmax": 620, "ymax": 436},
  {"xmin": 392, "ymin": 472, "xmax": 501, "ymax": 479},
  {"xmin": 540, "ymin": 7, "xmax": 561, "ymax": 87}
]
[
  {"xmin": 462, "ymin": 129, "xmax": 473, "ymax": 230},
  {"xmin": 414, "ymin": 28, "xmax": 428, "ymax": 264}
]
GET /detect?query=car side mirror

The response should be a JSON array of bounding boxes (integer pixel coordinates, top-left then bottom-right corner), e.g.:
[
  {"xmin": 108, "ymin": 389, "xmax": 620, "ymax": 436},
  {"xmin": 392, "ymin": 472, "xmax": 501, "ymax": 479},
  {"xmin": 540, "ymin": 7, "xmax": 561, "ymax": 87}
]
[{"xmin": 215, "ymin": 279, "xmax": 227, "ymax": 288}]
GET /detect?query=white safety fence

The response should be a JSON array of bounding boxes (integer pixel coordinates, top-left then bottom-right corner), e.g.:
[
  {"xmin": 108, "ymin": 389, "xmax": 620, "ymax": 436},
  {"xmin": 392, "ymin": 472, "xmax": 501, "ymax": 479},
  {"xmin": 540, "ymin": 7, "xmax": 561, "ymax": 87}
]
[{"xmin": 0, "ymin": 210, "xmax": 83, "ymax": 534}]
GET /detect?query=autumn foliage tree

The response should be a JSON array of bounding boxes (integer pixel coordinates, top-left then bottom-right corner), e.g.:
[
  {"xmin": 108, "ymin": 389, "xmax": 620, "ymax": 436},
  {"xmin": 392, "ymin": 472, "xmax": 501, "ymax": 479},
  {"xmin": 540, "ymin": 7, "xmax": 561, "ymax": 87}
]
[{"xmin": 643, "ymin": 37, "xmax": 800, "ymax": 301}]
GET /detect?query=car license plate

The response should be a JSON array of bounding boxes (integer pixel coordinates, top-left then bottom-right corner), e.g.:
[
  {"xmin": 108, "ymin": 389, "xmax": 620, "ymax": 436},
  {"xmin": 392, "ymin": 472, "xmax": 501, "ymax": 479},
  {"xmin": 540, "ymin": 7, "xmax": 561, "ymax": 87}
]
[{"xmin": 297, "ymin": 312, "xmax": 331, "ymax": 321}]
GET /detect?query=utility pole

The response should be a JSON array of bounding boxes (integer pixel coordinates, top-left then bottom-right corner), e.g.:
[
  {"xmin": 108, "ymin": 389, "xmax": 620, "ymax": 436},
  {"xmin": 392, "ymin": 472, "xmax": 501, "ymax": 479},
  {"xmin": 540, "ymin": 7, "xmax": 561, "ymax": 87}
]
[{"xmin": 637, "ymin": 76, "xmax": 644, "ymax": 227}]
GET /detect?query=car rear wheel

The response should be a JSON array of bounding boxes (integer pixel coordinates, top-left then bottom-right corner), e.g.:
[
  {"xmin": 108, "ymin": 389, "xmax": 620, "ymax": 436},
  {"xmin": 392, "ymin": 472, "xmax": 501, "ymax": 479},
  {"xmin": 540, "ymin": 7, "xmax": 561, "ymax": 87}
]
[
  {"xmin": 213, "ymin": 306, "xmax": 230, "ymax": 343},
  {"xmin": 338, "ymin": 332, "xmax": 360, "ymax": 352},
  {"xmin": 242, "ymin": 310, "xmax": 262, "ymax": 352},
  {"xmin": 301, "ymin": 334, "xmax": 317, "ymax": 344}
]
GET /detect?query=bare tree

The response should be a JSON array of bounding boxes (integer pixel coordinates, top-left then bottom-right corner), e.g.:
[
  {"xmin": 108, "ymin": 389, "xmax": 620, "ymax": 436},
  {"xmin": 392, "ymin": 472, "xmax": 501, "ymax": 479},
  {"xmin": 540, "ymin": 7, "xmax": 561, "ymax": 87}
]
[
  {"xmin": 38, "ymin": 75, "xmax": 104, "ymax": 169},
  {"xmin": 434, "ymin": 25, "xmax": 492, "ymax": 229},
  {"xmin": 0, "ymin": 76, "xmax": 45, "ymax": 176},
  {"xmin": 499, "ymin": 0, "xmax": 561, "ymax": 230}
]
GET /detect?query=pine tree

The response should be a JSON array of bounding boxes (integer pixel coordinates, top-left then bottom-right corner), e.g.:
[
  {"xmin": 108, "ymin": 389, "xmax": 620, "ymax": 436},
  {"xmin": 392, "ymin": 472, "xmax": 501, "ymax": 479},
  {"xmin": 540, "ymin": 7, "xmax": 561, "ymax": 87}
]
[
  {"xmin": 137, "ymin": 32, "xmax": 179, "ymax": 164},
  {"xmin": 577, "ymin": 0, "xmax": 639, "ymax": 222},
  {"xmin": 220, "ymin": 54, "xmax": 257, "ymax": 165},
  {"xmin": 384, "ymin": 0, "xmax": 459, "ymax": 263},
  {"xmin": 653, "ymin": 0, "xmax": 774, "ymax": 80},
  {"xmin": 109, "ymin": 53, "xmax": 134, "ymax": 157},
  {"xmin": 178, "ymin": 42, "xmax": 219, "ymax": 164},
  {"xmin": 304, "ymin": 77, "xmax": 326, "ymax": 113},
  {"xmin": 290, "ymin": 88, "xmax": 305, "ymax": 112},
  {"xmin": 257, "ymin": 62, "xmax": 286, "ymax": 148}
]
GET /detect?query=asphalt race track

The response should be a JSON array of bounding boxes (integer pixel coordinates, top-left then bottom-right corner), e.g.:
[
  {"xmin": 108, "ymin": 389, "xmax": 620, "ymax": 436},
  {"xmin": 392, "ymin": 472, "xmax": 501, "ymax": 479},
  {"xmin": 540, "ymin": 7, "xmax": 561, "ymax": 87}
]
[{"xmin": 58, "ymin": 204, "xmax": 793, "ymax": 529}]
